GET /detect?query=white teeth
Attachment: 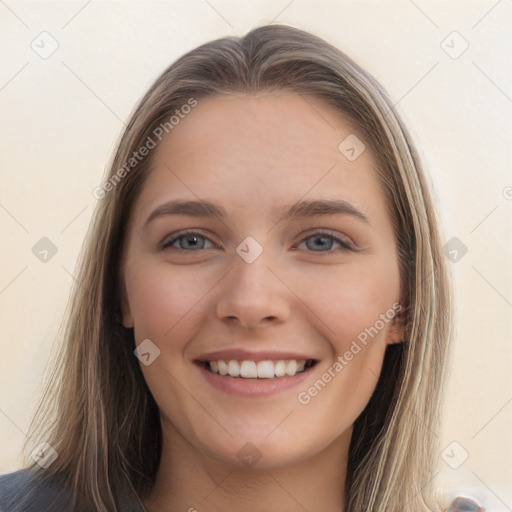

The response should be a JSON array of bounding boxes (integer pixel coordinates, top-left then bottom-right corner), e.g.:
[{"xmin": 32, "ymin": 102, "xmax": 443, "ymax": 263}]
[
  {"xmin": 256, "ymin": 360, "xmax": 274, "ymax": 379},
  {"xmin": 206, "ymin": 359, "xmax": 309, "ymax": 379},
  {"xmin": 274, "ymin": 360, "xmax": 287, "ymax": 377},
  {"xmin": 228, "ymin": 360, "xmax": 240, "ymax": 377},
  {"xmin": 217, "ymin": 360, "xmax": 228, "ymax": 375},
  {"xmin": 286, "ymin": 360, "xmax": 298, "ymax": 376},
  {"xmin": 240, "ymin": 360, "xmax": 258, "ymax": 378}
]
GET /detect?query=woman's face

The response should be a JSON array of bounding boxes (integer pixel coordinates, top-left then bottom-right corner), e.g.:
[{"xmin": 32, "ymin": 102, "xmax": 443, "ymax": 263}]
[{"xmin": 120, "ymin": 92, "xmax": 405, "ymax": 468}]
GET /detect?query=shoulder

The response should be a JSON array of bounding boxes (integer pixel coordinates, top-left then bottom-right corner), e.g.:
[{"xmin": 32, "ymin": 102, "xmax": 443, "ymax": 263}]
[
  {"xmin": 0, "ymin": 468, "xmax": 73, "ymax": 512},
  {"xmin": 0, "ymin": 468, "xmax": 147, "ymax": 512}
]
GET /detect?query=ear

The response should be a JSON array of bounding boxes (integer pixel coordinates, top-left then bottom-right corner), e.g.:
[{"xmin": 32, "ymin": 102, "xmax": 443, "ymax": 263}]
[
  {"xmin": 119, "ymin": 280, "xmax": 134, "ymax": 328},
  {"xmin": 386, "ymin": 303, "xmax": 407, "ymax": 345}
]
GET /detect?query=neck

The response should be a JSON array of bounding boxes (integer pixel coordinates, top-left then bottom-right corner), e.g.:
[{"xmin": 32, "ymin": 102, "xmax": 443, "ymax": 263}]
[{"xmin": 142, "ymin": 421, "xmax": 351, "ymax": 512}]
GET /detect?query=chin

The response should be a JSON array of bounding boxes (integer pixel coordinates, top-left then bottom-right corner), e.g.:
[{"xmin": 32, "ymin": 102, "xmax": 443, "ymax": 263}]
[{"xmin": 193, "ymin": 430, "xmax": 317, "ymax": 470}]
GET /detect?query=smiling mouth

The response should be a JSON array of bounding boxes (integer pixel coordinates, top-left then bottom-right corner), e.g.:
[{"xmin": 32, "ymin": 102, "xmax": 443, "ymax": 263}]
[{"xmin": 198, "ymin": 359, "xmax": 317, "ymax": 379}]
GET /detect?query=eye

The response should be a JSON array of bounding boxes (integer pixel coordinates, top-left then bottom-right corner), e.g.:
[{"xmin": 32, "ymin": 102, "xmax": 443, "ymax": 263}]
[
  {"xmin": 296, "ymin": 230, "xmax": 354, "ymax": 253},
  {"xmin": 159, "ymin": 229, "xmax": 354, "ymax": 253},
  {"xmin": 159, "ymin": 231, "xmax": 218, "ymax": 251}
]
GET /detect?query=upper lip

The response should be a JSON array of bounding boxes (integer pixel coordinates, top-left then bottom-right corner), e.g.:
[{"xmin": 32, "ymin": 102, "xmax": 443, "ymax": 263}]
[{"xmin": 194, "ymin": 349, "xmax": 317, "ymax": 363}]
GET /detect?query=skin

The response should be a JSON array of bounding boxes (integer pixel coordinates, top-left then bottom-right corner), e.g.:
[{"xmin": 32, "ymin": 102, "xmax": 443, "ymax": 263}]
[{"xmin": 120, "ymin": 92, "xmax": 406, "ymax": 512}]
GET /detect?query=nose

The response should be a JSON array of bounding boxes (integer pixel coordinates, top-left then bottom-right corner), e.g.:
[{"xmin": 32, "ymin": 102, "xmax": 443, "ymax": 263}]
[{"xmin": 215, "ymin": 250, "xmax": 290, "ymax": 329}]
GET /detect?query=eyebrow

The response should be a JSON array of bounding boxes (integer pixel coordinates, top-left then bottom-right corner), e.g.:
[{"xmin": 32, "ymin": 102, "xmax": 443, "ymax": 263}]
[
  {"xmin": 144, "ymin": 198, "xmax": 370, "ymax": 227},
  {"xmin": 144, "ymin": 200, "xmax": 227, "ymax": 227},
  {"xmin": 276, "ymin": 198, "xmax": 370, "ymax": 225}
]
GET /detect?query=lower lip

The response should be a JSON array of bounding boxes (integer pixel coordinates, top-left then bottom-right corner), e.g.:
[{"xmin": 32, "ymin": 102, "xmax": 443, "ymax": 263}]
[{"xmin": 195, "ymin": 362, "xmax": 317, "ymax": 398}]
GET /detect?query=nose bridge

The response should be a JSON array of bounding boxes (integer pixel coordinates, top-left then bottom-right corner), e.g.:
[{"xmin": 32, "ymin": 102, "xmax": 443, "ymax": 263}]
[
  {"xmin": 233, "ymin": 247, "xmax": 273, "ymax": 292},
  {"xmin": 215, "ymin": 239, "xmax": 289, "ymax": 327}
]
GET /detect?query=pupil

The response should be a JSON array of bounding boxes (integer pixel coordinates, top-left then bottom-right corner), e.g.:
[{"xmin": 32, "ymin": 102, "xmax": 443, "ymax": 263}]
[
  {"xmin": 307, "ymin": 236, "xmax": 332, "ymax": 251},
  {"xmin": 182, "ymin": 236, "xmax": 202, "ymax": 250}
]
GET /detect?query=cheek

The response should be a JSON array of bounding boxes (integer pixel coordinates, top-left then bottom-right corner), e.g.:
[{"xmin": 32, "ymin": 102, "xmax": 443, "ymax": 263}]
[
  {"xmin": 293, "ymin": 259, "xmax": 399, "ymax": 427},
  {"xmin": 298, "ymin": 254, "xmax": 401, "ymax": 350},
  {"xmin": 125, "ymin": 261, "xmax": 213, "ymax": 341}
]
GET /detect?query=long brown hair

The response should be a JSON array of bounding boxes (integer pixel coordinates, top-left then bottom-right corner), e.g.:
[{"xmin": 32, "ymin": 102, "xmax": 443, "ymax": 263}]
[{"xmin": 20, "ymin": 24, "xmax": 452, "ymax": 511}]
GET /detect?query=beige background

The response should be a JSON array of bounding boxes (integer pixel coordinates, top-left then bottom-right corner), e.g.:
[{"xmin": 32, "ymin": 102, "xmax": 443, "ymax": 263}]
[{"xmin": 1, "ymin": 0, "xmax": 511, "ymax": 509}]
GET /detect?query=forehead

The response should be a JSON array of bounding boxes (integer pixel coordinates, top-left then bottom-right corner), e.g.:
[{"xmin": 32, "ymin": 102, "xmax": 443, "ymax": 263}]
[
  {"xmin": 133, "ymin": 92, "xmax": 390, "ymax": 229},
  {"xmin": 156, "ymin": 92, "xmax": 362, "ymax": 168}
]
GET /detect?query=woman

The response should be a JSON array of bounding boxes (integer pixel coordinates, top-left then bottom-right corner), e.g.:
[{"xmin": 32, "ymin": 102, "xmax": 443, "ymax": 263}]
[{"xmin": 0, "ymin": 24, "xmax": 475, "ymax": 511}]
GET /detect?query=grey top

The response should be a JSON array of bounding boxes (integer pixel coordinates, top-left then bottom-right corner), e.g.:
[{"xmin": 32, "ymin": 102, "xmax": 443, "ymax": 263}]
[
  {"xmin": 0, "ymin": 469, "xmax": 146, "ymax": 512},
  {"xmin": 1, "ymin": 468, "xmax": 487, "ymax": 511}
]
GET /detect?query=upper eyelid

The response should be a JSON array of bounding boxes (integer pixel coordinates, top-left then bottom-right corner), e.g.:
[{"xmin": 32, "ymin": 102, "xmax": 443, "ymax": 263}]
[
  {"xmin": 298, "ymin": 231, "xmax": 355, "ymax": 251},
  {"xmin": 301, "ymin": 228, "xmax": 353, "ymax": 245}
]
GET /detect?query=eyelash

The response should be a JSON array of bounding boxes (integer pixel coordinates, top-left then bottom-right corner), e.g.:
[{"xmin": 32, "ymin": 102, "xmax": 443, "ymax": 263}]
[{"xmin": 159, "ymin": 229, "xmax": 355, "ymax": 253}]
